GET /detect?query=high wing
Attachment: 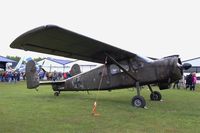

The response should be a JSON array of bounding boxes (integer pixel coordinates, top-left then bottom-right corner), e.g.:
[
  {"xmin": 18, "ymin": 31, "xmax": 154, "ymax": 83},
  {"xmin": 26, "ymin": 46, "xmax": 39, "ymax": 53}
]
[{"xmin": 10, "ymin": 25, "xmax": 137, "ymax": 64}]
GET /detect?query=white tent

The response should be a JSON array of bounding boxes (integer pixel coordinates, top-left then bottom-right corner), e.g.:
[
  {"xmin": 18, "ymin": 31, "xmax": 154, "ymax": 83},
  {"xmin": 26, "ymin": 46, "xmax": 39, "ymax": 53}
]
[
  {"xmin": 37, "ymin": 57, "xmax": 101, "ymax": 73},
  {"xmin": 67, "ymin": 60, "xmax": 102, "ymax": 73},
  {"xmin": 37, "ymin": 57, "xmax": 72, "ymax": 72}
]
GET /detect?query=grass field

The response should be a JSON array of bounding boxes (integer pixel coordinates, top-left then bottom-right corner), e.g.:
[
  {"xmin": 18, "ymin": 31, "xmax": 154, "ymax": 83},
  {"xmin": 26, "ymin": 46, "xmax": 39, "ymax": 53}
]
[{"xmin": 0, "ymin": 81, "xmax": 200, "ymax": 133}]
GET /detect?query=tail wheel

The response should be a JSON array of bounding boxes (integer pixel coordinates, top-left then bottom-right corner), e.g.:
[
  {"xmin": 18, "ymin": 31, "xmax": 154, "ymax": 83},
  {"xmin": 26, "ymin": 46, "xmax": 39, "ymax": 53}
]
[
  {"xmin": 54, "ymin": 91, "xmax": 60, "ymax": 96},
  {"xmin": 131, "ymin": 96, "xmax": 146, "ymax": 108},
  {"xmin": 150, "ymin": 91, "xmax": 162, "ymax": 101}
]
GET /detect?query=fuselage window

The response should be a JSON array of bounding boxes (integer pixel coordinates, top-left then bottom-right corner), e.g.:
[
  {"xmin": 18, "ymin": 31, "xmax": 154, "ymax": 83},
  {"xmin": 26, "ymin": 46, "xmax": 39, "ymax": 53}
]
[
  {"xmin": 120, "ymin": 64, "xmax": 129, "ymax": 72},
  {"xmin": 110, "ymin": 64, "xmax": 120, "ymax": 75},
  {"xmin": 130, "ymin": 58, "xmax": 144, "ymax": 70},
  {"xmin": 110, "ymin": 62, "xmax": 129, "ymax": 75},
  {"xmin": 119, "ymin": 61, "xmax": 129, "ymax": 72}
]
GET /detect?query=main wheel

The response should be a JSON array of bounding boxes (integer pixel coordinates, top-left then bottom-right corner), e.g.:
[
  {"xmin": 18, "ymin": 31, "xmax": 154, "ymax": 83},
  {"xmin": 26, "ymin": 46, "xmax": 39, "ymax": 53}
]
[
  {"xmin": 150, "ymin": 91, "xmax": 162, "ymax": 101},
  {"xmin": 131, "ymin": 96, "xmax": 146, "ymax": 108}
]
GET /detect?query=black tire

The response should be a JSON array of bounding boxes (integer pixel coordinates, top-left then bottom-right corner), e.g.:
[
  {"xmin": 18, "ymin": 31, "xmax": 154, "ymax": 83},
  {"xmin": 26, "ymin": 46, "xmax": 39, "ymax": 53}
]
[
  {"xmin": 54, "ymin": 92, "xmax": 60, "ymax": 96},
  {"xmin": 131, "ymin": 96, "xmax": 146, "ymax": 108},
  {"xmin": 150, "ymin": 91, "xmax": 162, "ymax": 101}
]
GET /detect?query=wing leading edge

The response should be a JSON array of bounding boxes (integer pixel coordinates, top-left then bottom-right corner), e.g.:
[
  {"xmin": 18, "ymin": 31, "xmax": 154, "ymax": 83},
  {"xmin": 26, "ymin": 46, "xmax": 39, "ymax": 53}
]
[{"xmin": 10, "ymin": 25, "xmax": 136, "ymax": 64}]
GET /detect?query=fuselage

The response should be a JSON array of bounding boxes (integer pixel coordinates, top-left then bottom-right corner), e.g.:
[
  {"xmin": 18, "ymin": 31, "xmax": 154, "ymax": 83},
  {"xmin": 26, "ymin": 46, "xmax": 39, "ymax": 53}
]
[{"xmin": 52, "ymin": 56, "xmax": 182, "ymax": 91}]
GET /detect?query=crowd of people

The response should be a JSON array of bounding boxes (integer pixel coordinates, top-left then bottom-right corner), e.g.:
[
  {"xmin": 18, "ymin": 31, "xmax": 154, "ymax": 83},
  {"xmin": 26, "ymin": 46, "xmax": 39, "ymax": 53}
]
[
  {"xmin": 0, "ymin": 69, "xmax": 73, "ymax": 83},
  {"xmin": 185, "ymin": 72, "xmax": 197, "ymax": 91},
  {"xmin": 0, "ymin": 71, "xmax": 25, "ymax": 83},
  {"xmin": 38, "ymin": 70, "xmax": 72, "ymax": 81},
  {"xmin": 173, "ymin": 72, "xmax": 197, "ymax": 91}
]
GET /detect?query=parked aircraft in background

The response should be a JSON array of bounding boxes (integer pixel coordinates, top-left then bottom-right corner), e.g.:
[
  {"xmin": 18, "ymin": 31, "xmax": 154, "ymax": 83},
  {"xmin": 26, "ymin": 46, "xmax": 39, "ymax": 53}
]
[
  {"xmin": 7, "ymin": 57, "xmax": 25, "ymax": 72},
  {"xmin": 10, "ymin": 25, "xmax": 191, "ymax": 108}
]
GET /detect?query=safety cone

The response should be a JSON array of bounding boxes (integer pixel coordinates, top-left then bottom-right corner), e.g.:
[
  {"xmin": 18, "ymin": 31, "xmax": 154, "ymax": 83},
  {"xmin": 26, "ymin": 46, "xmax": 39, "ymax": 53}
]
[{"xmin": 92, "ymin": 101, "xmax": 100, "ymax": 116}]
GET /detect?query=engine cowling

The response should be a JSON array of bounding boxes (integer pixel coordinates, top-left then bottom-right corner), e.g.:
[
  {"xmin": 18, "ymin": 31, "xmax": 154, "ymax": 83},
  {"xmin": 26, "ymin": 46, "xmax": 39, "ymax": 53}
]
[{"xmin": 158, "ymin": 83, "xmax": 172, "ymax": 90}]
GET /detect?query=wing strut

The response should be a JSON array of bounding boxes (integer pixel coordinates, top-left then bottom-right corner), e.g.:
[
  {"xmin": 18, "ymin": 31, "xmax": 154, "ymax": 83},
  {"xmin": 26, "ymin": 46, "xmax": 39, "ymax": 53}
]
[
  {"xmin": 106, "ymin": 53, "xmax": 147, "ymax": 108},
  {"xmin": 105, "ymin": 53, "xmax": 141, "ymax": 95},
  {"xmin": 105, "ymin": 53, "xmax": 138, "ymax": 82}
]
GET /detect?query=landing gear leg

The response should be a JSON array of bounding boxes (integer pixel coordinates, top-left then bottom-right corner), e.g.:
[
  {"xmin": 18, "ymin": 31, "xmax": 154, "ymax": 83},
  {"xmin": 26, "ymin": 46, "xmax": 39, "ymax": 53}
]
[
  {"xmin": 131, "ymin": 82, "xmax": 146, "ymax": 108},
  {"xmin": 148, "ymin": 85, "xmax": 162, "ymax": 101}
]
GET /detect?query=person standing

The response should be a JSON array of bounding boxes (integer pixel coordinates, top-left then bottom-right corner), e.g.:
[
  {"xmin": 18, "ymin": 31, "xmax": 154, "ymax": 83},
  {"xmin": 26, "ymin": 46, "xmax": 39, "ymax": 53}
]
[
  {"xmin": 186, "ymin": 73, "xmax": 192, "ymax": 90},
  {"xmin": 191, "ymin": 72, "xmax": 197, "ymax": 91},
  {"xmin": 173, "ymin": 80, "xmax": 179, "ymax": 89}
]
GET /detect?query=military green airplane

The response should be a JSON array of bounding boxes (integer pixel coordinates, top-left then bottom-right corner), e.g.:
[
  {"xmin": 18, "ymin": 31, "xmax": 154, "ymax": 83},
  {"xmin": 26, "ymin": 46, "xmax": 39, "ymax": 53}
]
[{"xmin": 10, "ymin": 25, "xmax": 191, "ymax": 108}]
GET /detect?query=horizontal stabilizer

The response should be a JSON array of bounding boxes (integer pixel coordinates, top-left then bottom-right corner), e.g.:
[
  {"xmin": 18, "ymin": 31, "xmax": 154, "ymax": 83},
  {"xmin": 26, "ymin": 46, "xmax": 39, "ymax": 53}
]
[{"xmin": 39, "ymin": 80, "xmax": 65, "ymax": 85}]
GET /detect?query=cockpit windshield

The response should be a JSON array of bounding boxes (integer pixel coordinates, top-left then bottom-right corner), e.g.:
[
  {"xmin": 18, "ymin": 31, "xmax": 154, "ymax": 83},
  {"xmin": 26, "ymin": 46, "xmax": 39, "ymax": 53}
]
[{"xmin": 137, "ymin": 54, "xmax": 154, "ymax": 62}]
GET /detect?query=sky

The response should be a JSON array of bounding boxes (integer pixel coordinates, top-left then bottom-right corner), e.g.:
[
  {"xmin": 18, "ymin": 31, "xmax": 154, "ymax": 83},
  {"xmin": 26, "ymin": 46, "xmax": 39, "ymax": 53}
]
[{"xmin": 0, "ymin": 0, "xmax": 200, "ymax": 61}]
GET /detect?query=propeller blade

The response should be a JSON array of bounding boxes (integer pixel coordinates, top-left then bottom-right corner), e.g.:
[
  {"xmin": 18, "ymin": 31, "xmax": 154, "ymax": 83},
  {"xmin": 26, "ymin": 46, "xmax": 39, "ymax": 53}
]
[{"xmin": 182, "ymin": 63, "xmax": 192, "ymax": 70}]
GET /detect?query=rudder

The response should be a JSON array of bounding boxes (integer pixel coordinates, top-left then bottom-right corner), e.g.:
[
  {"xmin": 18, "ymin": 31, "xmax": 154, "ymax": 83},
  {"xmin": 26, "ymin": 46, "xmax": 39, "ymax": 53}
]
[{"xmin": 25, "ymin": 60, "xmax": 39, "ymax": 89}]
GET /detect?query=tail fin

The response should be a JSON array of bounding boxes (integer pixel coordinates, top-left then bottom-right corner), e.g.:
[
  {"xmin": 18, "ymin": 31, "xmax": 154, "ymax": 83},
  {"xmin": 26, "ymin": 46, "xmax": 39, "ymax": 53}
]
[
  {"xmin": 25, "ymin": 60, "xmax": 39, "ymax": 89},
  {"xmin": 14, "ymin": 57, "xmax": 24, "ymax": 71},
  {"xmin": 70, "ymin": 64, "xmax": 81, "ymax": 77}
]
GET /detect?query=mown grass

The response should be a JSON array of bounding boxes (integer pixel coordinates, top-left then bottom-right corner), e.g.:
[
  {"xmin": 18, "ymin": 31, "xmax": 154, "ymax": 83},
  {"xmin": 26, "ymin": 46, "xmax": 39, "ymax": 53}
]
[{"xmin": 0, "ymin": 81, "xmax": 200, "ymax": 133}]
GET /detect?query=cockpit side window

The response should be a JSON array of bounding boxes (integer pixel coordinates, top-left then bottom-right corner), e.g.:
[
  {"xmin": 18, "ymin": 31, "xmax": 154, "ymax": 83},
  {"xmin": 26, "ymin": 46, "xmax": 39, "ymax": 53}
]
[
  {"xmin": 110, "ymin": 64, "xmax": 120, "ymax": 75},
  {"xmin": 110, "ymin": 61, "xmax": 129, "ymax": 75}
]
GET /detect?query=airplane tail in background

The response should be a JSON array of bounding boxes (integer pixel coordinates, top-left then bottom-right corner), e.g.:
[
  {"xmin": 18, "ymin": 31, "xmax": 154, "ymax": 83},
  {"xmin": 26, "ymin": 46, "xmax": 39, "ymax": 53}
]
[
  {"xmin": 14, "ymin": 57, "xmax": 24, "ymax": 71},
  {"xmin": 25, "ymin": 60, "xmax": 39, "ymax": 89},
  {"xmin": 70, "ymin": 64, "xmax": 81, "ymax": 77}
]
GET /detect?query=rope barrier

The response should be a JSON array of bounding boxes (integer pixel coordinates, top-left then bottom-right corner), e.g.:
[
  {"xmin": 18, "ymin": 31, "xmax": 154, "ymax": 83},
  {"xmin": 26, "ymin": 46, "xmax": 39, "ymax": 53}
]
[{"xmin": 91, "ymin": 57, "xmax": 107, "ymax": 116}]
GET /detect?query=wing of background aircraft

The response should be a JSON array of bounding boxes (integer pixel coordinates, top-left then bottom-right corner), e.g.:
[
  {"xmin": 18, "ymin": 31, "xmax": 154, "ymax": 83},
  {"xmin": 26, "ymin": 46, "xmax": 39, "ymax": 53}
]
[{"xmin": 10, "ymin": 25, "xmax": 140, "ymax": 64}]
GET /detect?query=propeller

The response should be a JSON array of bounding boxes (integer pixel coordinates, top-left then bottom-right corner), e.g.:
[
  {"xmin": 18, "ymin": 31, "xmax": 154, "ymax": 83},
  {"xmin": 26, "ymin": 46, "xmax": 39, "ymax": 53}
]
[
  {"xmin": 181, "ymin": 63, "xmax": 192, "ymax": 70},
  {"xmin": 177, "ymin": 58, "xmax": 192, "ymax": 75}
]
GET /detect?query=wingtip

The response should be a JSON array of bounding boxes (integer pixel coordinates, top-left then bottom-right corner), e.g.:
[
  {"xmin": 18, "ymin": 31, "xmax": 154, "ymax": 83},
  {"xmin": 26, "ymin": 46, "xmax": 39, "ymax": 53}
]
[{"xmin": 9, "ymin": 24, "xmax": 58, "ymax": 49}]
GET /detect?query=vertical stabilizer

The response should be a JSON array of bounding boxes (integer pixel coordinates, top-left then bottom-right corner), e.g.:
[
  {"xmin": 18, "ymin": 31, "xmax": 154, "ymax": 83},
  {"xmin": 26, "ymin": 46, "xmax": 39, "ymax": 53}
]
[
  {"xmin": 26, "ymin": 60, "xmax": 39, "ymax": 89},
  {"xmin": 13, "ymin": 57, "xmax": 24, "ymax": 71}
]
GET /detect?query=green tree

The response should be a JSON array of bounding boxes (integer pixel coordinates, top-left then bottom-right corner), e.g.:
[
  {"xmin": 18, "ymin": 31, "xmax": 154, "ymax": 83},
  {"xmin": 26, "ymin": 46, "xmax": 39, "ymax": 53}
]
[
  {"xmin": 6, "ymin": 56, "xmax": 20, "ymax": 62},
  {"xmin": 33, "ymin": 57, "xmax": 44, "ymax": 62}
]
